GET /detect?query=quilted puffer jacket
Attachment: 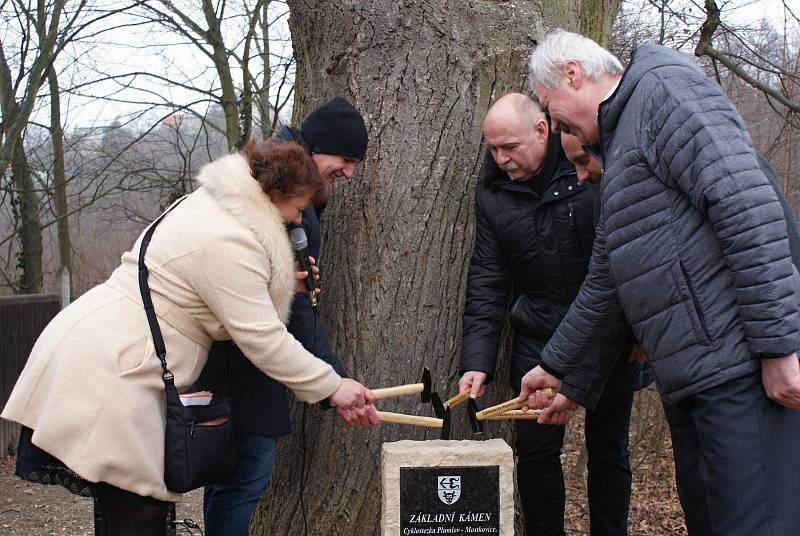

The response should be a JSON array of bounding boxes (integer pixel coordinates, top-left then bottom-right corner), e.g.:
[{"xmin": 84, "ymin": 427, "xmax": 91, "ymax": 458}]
[{"xmin": 541, "ymin": 44, "xmax": 800, "ymax": 403}]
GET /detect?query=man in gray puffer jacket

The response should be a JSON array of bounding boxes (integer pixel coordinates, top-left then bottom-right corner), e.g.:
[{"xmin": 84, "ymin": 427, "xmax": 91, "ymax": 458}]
[{"xmin": 521, "ymin": 30, "xmax": 800, "ymax": 536}]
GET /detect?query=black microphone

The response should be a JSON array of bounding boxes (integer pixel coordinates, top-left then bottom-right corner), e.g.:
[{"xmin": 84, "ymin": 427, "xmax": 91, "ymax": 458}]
[{"xmin": 288, "ymin": 224, "xmax": 318, "ymax": 308}]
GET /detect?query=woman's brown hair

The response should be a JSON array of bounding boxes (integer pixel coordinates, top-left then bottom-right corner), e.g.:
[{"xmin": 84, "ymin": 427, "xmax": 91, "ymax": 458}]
[{"xmin": 243, "ymin": 139, "xmax": 323, "ymax": 199}]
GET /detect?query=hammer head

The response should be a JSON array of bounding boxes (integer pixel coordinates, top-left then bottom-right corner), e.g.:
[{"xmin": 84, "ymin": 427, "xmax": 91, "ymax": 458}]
[
  {"xmin": 467, "ymin": 398, "xmax": 483, "ymax": 435},
  {"xmin": 419, "ymin": 367, "xmax": 432, "ymax": 404},
  {"xmin": 429, "ymin": 393, "xmax": 451, "ymax": 439},
  {"xmin": 430, "ymin": 392, "xmax": 446, "ymax": 418},
  {"xmin": 420, "ymin": 367, "xmax": 432, "ymax": 403},
  {"xmin": 440, "ymin": 407, "xmax": 452, "ymax": 440}
]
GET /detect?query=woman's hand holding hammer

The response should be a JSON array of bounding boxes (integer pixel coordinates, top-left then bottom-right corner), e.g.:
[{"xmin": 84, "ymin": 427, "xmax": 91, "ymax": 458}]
[
  {"xmin": 329, "ymin": 378, "xmax": 374, "ymax": 409},
  {"xmin": 330, "ymin": 379, "xmax": 380, "ymax": 427}
]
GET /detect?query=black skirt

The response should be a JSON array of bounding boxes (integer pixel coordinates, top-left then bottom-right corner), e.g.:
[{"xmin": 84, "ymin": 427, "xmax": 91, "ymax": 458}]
[{"xmin": 15, "ymin": 426, "xmax": 95, "ymax": 497}]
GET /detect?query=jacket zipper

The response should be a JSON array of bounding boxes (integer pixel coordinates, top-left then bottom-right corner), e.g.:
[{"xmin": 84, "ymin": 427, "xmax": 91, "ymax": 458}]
[
  {"xmin": 679, "ymin": 261, "xmax": 712, "ymax": 342},
  {"xmin": 568, "ymin": 202, "xmax": 584, "ymax": 257}
]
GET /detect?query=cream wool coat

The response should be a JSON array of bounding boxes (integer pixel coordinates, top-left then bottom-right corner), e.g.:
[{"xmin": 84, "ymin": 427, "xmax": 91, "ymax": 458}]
[{"xmin": 2, "ymin": 154, "xmax": 341, "ymax": 502}]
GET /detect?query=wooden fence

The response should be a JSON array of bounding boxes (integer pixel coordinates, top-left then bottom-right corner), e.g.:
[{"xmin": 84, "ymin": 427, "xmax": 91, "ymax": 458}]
[{"xmin": 1, "ymin": 294, "xmax": 60, "ymax": 456}]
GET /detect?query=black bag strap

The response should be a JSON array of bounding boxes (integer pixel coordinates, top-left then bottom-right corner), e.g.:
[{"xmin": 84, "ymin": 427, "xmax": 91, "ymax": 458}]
[{"xmin": 137, "ymin": 196, "xmax": 188, "ymax": 384}]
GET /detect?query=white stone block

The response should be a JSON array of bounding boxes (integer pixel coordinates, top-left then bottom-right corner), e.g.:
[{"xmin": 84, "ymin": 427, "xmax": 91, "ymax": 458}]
[{"xmin": 381, "ymin": 439, "xmax": 514, "ymax": 536}]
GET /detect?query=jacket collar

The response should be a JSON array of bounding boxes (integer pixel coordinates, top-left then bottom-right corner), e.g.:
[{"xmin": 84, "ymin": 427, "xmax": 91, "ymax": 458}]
[
  {"xmin": 194, "ymin": 153, "xmax": 290, "ymax": 265},
  {"xmin": 599, "ymin": 44, "xmax": 701, "ymax": 148},
  {"xmin": 481, "ymin": 129, "xmax": 577, "ymax": 200},
  {"xmin": 274, "ymin": 125, "xmax": 311, "ymax": 154}
]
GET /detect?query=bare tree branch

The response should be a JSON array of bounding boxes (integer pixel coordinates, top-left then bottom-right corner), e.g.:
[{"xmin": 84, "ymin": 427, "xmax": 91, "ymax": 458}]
[{"xmin": 695, "ymin": 0, "xmax": 800, "ymax": 113}]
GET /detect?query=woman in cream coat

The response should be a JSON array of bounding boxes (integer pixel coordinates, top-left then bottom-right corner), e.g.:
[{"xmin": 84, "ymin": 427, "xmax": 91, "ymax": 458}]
[{"xmin": 1, "ymin": 141, "xmax": 372, "ymax": 533}]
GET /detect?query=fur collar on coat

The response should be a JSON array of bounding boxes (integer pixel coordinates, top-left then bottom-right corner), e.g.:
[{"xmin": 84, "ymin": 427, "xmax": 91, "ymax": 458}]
[{"xmin": 195, "ymin": 153, "xmax": 295, "ymax": 324}]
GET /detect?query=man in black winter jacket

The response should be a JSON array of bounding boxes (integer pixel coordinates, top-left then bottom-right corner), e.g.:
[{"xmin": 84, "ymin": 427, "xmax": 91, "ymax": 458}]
[
  {"xmin": 199, "ymin": 97, "xmax": 379, "ymax": 536},
  {"xmin": 524, "ymin": 30, "xmax": 800, "ymax": 536},
  {"xmin": 459, "ymin": 93, "xmax": 647, "ymax": 536}
]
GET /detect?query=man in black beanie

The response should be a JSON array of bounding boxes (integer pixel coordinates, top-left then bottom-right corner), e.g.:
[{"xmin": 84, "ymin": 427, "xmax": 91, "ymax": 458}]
[
  {"xmin": 200, "ymin": 97, "xmax": 374, "ymax": 536},
  {"xmin": 299, "ymin": 96, "xmax": 369, "ymax": 206}
]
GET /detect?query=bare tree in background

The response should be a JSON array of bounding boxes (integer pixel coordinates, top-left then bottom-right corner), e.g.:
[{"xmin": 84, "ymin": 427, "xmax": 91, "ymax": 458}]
[
  {"xmin": 611, "ymin": 0, "xmax": 799, "ymax": 114},
  {"xmin": 695, "ymin": 0, "xmax": 799, "ymax": 115},
  {"xmin": 0, "ymin": 0, "xmax": 297, "ymax": 294},
  {"xmin": 138, "ymin": 0, "xmax": 296, "ymax": 149},
  {"xmin": 254, "ymin": 0, "xmax": 295, "ymax": 138},
  {"xmin": 47, "ymin": 64, "xmax": 72, "ymax": 295},
  {"xmin": 0, "ymin": 0, "xmax": 147, "ymax": 293},
  {"xmin": 1, "ymin": 0, "xmax": 66, "ymax": 293},
  {"xmin": 611, "ymin": 0, "xmax": 799, "ymax": 213},
  {"xmin": 0, "ymin": 0, "xmax": 64, "ymax": 179}
]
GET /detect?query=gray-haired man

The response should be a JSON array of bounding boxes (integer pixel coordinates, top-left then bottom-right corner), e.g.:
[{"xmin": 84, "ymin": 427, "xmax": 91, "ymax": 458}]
[{"xmin": 520, "ymin": 30, "xmax": 800, "ymax": 536}]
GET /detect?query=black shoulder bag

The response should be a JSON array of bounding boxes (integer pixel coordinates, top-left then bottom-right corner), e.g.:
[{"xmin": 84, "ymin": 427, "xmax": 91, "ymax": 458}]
[{"xmin": 137, "ymin": 197, "xmax": 236, "ymax": 493}]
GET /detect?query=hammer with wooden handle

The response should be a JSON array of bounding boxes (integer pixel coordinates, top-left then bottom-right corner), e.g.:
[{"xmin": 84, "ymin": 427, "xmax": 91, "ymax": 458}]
[
  {"xmin": 443, "ymin": 388, "xmax": 470, "ymax": 409},
  {"xmin": 376, "ymin": 412, "xmax": 442, "ymax": 427},
  {"xmin": 467, "ymin": 398, "xmax": 483, "ymax": 434},
  {"xmin": 376, "ymin": 392, "xmax": 452, "ymax": 439},
  {"xmin": 480, "ymin": 408, "xmax": 575, "ymax": 421},
  {"xmin": 475, "ymin": 389, "xmax": 557, "ymax": 419},
  {"xmin": 371, "ymin": 367, "xmax": 432, "ymax": 403},
  {"xmin": 330, "ymin": 367, "xmax": 432, "ymax": 408},
  {"xmin": 441, "ymin": 389, "xmax": 482, "ymax": 434}
]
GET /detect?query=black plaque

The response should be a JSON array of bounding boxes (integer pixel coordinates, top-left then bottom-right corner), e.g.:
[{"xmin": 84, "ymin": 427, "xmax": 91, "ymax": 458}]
[{"xmin": 399, "ymin": 465, "xmax": 499, "ymax": 534}]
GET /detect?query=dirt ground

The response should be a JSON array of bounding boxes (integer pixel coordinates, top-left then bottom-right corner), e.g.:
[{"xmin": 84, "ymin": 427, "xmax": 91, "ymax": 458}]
[
  {"xmin": 0, "ymin": 456, "xmax": 204, "ymax": 536},
  {"xmin": 0, "ymin": 396, "xmax": 685, "ymax": 535}
]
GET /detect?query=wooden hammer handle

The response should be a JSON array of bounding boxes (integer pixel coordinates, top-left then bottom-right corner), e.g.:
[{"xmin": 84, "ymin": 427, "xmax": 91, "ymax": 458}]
[
  {"xmin": 476, "ymin": 389, "xmax": 556, "ymax": 418},
  {"xmin": 480, "ymin": 410, "xmax": 543, "ymax": 420},
  {"xmin": 476, "ymin": 399, "xmax": 522, "ymax": 418},
  {"xmin": 376, "ymin": 411, "xmax": 442, "ymax": 428},
  {"xmin": 329, "ymin": 382, "xmax": 424, "ymax": 407},
  {"xmin": 444, "ymin": 389, "xmax": 471, "ymax": 409},
  {"xmin": 371, "ymin": 383, "xmax": 424, "ymax": 400}
]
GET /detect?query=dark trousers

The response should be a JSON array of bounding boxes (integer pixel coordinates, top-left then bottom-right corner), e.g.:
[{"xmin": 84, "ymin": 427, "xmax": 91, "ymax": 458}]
[
  {"xmin": 516, "ymin": 391, "xmax": 634, "ymax": 536},
  {"xmin": 93, "ymin": 483, "xmax": 175, "ymax": 536},
  {"xmin": 663, "ymin": 370, "xmax": 800, "ymax": 536}
]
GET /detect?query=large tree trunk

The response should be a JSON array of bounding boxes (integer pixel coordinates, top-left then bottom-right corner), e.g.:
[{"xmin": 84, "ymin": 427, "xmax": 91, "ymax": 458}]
[{"xmin": 251, "ymin": 1, "xmax": 555, "ymax": 534}]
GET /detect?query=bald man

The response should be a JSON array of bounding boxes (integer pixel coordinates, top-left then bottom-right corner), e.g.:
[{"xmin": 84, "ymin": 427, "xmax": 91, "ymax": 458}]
[{"xmin": 458, "ymin": 93, "xmax": 647, "ymax": 536}]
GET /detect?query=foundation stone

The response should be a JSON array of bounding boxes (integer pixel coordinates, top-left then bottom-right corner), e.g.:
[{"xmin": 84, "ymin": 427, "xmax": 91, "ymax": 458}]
[{"xmin": 381, "ymin": 439, "xmax": 514, "ymax": 536}]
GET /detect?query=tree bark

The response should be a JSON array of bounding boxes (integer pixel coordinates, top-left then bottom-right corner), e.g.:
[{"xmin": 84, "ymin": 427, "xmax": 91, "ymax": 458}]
[
  {"xmin": 12, "ymin": 142, "xmax": 43, "ymax": 294},
  {"xmin": 251, "ymin": 1, "xmax": 569, "ymax": 534},
  {"xmin": 540, "ymin": 0, "xmax": 621, "ymax": 45}
]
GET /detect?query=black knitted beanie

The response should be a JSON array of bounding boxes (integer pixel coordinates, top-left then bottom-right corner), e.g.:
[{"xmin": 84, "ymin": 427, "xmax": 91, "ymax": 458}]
[{"xmin": 300, "ymin": 97, "xmax": 368, "ymax": 160}]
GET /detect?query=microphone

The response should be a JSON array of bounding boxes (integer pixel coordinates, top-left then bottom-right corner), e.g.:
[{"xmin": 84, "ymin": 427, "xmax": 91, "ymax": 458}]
[{"xmin": 288, "ymin": 224, "xmax": 318, "ymax": 308}]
